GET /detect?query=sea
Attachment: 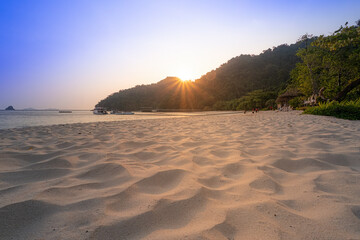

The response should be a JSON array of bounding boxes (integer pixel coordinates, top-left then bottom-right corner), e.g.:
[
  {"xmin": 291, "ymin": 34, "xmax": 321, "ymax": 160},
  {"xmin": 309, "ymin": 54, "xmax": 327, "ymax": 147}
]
[{"xmin": 0, "ymin": 110, "xmax": 187, "ymax": 130}]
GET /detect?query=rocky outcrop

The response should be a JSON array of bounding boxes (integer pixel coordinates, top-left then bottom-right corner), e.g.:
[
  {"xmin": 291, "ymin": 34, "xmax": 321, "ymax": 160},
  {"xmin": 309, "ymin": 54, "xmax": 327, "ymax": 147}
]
[{"xmin": 5, "ymin": 106, "xmax": 15, "ymax": 110}]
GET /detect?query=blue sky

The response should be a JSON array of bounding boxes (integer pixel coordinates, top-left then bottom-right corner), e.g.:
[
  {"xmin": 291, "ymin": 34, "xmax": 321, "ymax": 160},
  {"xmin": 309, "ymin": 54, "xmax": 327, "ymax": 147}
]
[{"xmin": 0, "ymin": 0, "xmax": 359, "ymax": 109}]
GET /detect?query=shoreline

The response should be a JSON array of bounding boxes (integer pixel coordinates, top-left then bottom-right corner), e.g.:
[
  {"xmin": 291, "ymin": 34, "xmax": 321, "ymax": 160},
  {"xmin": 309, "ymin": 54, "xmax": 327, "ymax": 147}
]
[
  {"xmin": 1, "ymin": 111, "xmax": 360, "ymax": 239},
  {"xmin": 0, "ymin": 110, "xmax": 253, "ymax": 131}
]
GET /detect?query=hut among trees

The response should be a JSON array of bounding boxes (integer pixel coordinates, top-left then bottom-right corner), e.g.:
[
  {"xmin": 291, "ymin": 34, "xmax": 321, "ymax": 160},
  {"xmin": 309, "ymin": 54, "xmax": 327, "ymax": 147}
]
[{"xmin": 276, "ymin": 89, "xmax": 303, "ymax": 109}]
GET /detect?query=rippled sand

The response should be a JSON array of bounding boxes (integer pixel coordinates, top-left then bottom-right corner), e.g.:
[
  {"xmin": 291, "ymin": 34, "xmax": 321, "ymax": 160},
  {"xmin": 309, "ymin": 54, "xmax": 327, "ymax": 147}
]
[{"xmin": 0, "ymin": 111, "xmax": 359, "ymax": 240}]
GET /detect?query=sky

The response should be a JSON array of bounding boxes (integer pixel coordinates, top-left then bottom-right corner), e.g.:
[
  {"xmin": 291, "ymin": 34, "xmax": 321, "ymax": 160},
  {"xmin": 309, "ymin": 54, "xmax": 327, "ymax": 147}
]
[{"xmin": 0, "ymin": 0, "xmax": 359, "ymax": 109}]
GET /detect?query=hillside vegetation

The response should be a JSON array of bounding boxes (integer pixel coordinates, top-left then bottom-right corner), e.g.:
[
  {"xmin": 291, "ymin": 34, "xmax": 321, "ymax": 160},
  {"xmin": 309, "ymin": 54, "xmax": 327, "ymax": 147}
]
[
  {"xmin": 290, "ymin": 21, "xmax": 360, "ymax": 119},
  {"xmin": 96, "ymin": 41, "xmax": 307, "ymax": 111},
  {"xmin": 97, "ymin": 21, "xmax": 360, "ymax": 118}
]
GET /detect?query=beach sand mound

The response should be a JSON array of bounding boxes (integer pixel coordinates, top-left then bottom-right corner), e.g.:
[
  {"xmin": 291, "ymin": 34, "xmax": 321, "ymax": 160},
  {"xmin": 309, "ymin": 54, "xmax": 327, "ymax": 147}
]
[{"xmin": 0, "ymin": 111, "xmax": 359, "ymax": 240}]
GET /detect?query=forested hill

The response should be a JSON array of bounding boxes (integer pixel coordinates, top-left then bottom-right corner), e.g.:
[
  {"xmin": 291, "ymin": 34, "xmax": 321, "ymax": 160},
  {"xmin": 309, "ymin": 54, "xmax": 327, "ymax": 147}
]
[{"xmin": 96, "ymin": 40, "xmax": 309, "ymax": 111}]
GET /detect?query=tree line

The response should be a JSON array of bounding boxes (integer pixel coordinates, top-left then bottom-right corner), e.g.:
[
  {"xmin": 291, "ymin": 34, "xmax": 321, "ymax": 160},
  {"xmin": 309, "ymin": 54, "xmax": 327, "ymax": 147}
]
[
  {"xmin": 289, "ymin": 21, "xmax": 360, "ymax": 106},
  {"xmin": 96, "ymin": 21, "xmax": 359, "ymax": 111}
]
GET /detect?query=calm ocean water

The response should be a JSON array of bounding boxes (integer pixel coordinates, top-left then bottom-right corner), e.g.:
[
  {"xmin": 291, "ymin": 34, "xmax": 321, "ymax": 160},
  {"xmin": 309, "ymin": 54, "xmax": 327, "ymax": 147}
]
[{"xmin": 0, "ymin": 110, "xmax": 186, "ymax": 130}]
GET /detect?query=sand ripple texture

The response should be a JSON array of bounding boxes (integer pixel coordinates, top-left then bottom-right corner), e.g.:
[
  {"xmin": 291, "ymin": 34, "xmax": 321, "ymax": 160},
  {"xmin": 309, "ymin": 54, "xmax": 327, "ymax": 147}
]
[{"xmin": 0, "ymin": 111, "xmax": 360, "ymax": 240}]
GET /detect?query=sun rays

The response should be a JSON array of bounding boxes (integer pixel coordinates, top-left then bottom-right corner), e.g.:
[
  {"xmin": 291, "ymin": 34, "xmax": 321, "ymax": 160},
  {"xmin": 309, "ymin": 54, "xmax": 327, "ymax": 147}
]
[{"xmin": 164, "ymin": 77, "xmax": 204, "ymax": 109}]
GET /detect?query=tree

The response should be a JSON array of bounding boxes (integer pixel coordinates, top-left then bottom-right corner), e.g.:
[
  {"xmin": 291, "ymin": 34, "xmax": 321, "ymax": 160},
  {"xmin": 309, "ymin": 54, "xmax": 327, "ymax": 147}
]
[{"xmin": 291, "ymin": 21, "xmax": 360, "ymax": 102}]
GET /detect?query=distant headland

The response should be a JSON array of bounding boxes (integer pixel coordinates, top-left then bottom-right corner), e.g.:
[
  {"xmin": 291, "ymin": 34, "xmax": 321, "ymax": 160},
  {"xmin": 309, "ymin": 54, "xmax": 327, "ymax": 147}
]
[{"xmin": 5, "ymin": 106, "xmax": 15, "ymax": 111}]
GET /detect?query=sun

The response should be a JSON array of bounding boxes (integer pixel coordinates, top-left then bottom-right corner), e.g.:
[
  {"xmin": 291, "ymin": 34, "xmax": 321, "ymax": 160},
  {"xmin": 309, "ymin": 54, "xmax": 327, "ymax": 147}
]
[{"xmin": 174, "ymin": 69, "xmax": 198, "ymax": 81}]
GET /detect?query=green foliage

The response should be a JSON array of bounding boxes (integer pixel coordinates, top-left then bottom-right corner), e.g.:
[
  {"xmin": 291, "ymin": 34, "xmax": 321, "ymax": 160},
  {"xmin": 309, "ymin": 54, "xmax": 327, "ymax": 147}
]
[
  {"xmin": 303, "ymin": 100, "xmax": 360, "ymax": 120},
  {"xmin": 213, "ymin": 101, "xmax": 228, "ymax": 111},
  {"xmin": 212, "ymin": 90, "xmax": 278, "ymax": 110},
  {"xmin": 288, "ymin": 96, "xmax": 304, "ymax": 108},
  {"xmin": 344, "ymin": 87, "xmax": 360, "ymax": 101},
  {"xmin": 196, "ymin": 43, "xmax": 303, "ymax": 106},
  {"xmin": 265, "ymin": 99, "xmax": 276, "ymax": 108},
  {"xmin": 296, "ymin": 106, "xmax": 308, "ymax": 111},
  {"xmin": 290, "ymin": 22, "xmax": 360, "ymax": 101}
]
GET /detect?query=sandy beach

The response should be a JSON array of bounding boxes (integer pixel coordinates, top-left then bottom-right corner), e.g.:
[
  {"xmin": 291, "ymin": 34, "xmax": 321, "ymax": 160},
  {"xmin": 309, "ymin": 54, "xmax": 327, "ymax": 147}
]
[{"xmin": 0, "ymin": 111, "xmax": 359, "ymax": 240}]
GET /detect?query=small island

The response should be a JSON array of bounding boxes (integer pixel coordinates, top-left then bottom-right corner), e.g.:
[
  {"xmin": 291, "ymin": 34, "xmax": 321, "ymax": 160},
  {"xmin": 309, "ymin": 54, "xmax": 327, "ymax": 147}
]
[{"xmin": 5, "ymin": 106, "xmax": 15, "ymax": 111}]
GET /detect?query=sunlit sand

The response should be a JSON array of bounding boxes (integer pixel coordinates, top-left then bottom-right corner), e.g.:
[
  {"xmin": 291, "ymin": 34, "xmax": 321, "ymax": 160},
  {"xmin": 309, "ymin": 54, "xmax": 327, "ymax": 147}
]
[{"xmin": 0, "ymin": 111, "xmax": 359, "ymax": 239}]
